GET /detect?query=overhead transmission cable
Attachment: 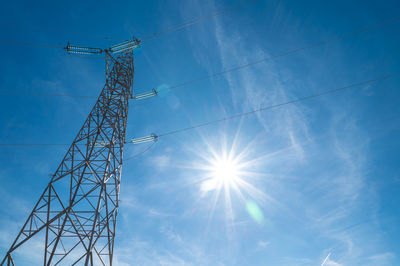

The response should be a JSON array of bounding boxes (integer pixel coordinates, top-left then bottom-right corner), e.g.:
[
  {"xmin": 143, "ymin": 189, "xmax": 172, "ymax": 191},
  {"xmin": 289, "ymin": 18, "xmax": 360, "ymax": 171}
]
[
  {"xmin": 0, "ymin": 143, "xmax": 68, "ymax": 147},
  {"xmin": 0, "ymin": 0, "xmax": 259, "ymax": 51},
  {"xmin": 164, "ymin": 16, "xmax": 400, "ymax": 92},
  {"xmin": 139, "ymin": 0, "xmax": 260, "ymax": 41},
  {"xmin": 2, "ymin": 72, "xmax": 398, "ymax": 147},
  {"xmin": 123, "ymin": 141, "xmax": 157, "ymax": 161},
  {"xmin": 0, "ymin": 39, "xmax": 64, "ymax": 49},
  {"xmin": 0, "ymin": 21, "xmax": 124, "ymax": 41},
  {"xmin": 0, "ymin": 90, "xmax": 96, "ymax": 98},
  {"xmin": 156, "ymin": 72, "xmax": 400, "ymax": 137},
  {"xmin": 1, "ymin": 16, "xmax": 399, "ymax": 99}
]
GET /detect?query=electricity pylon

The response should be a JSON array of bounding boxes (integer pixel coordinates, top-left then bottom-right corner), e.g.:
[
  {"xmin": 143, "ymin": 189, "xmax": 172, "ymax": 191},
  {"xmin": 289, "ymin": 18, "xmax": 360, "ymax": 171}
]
[{"xmin": 1, "ymin": 39, "xmax": 140, "ymax": 265}]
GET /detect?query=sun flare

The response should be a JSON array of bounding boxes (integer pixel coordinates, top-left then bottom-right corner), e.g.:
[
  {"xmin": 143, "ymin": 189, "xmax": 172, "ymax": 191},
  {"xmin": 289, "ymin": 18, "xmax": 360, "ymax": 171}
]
[
  {"xmin": 211, "ymin": 159, "xmax": 239, "ymax": 184},
  {"xmin": 189, "ymin": 134, "xmax": 269, "ymax": 227}
]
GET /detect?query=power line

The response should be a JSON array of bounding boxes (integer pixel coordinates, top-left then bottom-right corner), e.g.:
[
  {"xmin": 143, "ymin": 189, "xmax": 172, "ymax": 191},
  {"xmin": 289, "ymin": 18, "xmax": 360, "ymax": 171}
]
[
  {"xmin": 0, "ymin": 90, "xmax": 96, "ymax": 98},
  {"xmin": 123, "ymin": 141, "xmax": 157, "ymax": 161},
  {"xmin": 1, "ymin": 16, "xmax": 398, "ymax": 99},
  {"xmin": 2, "ymin": 72, "xmax": 398, "ymax": 147},
  {"xmin": 157, "ymin": 72, "xmax": 400, "ymax": 137},
  {"xmin": 0, "ymin": 140, "xmax": 157, "ymax": 160},
  {"xmin": 0, "ymin": 21, "xmax": 124, "ymax": 42},
  {"xmin": 0, "ymin": 0, "xmax": 259, "ymax": 52},
  {"xmin": 165, "ymin": 16, "xmax": 400, "ymax": 92},
  {"xmin": 0, "ymin": 39, "xmax": 64, "ymax": 49},
  {"xmin": 139, "ymin": 0, "xmax": 260, "ymax": 41},
  {"xmin": 0, "ymin": 143, "xmax": 68, "ymax": 147},
  {"xmin": 0, "ymin": 0, "xmax": 258, "ymax": 44},
  {"xmin": 0, "ymin": 90, "xmax": 162, "ymax": 102}
]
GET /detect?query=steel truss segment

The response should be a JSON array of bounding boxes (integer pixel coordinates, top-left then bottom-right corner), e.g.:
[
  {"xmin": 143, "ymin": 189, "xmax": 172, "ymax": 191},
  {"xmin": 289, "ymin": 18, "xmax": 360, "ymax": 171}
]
[{"xmin": 1, "ymin": 50, "xmax": 134, "ymax": 266}]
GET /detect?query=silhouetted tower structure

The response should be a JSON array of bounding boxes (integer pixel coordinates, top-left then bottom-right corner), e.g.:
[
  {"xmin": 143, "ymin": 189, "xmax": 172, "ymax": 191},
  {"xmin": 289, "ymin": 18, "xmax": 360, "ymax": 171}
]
[{"xmin": 1, "ymin": 40, "xmax": 140, "ymax": 265}]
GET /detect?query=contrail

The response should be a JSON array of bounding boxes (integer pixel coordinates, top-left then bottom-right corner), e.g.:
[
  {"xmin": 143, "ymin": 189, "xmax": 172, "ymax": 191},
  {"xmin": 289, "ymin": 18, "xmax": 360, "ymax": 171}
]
[{"xmin": 321, "ymin": 252, "xmax": 331, "ymax": 266}]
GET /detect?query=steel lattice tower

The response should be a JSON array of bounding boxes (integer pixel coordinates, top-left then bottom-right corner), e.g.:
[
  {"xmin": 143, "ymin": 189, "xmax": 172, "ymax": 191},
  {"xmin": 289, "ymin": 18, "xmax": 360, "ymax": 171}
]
[{"xmin": 1, "ymin": 45, "xmax": 135, "ymax": 265}]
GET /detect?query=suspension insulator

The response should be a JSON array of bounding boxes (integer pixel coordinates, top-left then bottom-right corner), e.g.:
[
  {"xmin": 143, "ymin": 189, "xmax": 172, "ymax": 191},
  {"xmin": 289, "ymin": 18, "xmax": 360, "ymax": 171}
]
[
  {"xmin": 134, "ymin": 89, "xmax": 158, "ymax": 100},
  {"xmin": 130, "ymin": 134, "xmax": 158, "ymax": 144}
]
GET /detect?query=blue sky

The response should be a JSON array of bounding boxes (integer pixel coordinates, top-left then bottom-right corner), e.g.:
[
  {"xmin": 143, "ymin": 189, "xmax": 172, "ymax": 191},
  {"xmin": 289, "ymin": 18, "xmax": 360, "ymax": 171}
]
[{"xmin": 1, "ymin": 0, "xmax": 400, "ymax": 265}]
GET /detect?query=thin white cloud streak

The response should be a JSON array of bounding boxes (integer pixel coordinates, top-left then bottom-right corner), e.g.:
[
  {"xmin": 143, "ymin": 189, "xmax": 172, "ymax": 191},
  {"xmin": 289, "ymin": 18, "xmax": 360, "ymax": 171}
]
[
  {"xmin": 212, "ymin": 15, "xmax": 310, "ymax": 164},
  {"xmin": 366, "ymin": 252, "xmax": 396, "ymax": 266},
  {"xmin": 308, "ymin": 87, "xmax": 395, "ymax": 265},
  {"xmin": 115, "ymin": 1, "xmax": 398, "ymax": 266},
  {"xmin": 113, "ymin": 224, "xmax": 221, "ymax": 266},
  {"xmin": 210, "ymin": 5, "xmax": 395, "ymax": 266},
  {"xmin": 113, "ymin": 238, "xmax": 189, "ymax": 266},
  {"xmin": 321, "ymin": 252, "xmax": 331, "ymax": 266}
]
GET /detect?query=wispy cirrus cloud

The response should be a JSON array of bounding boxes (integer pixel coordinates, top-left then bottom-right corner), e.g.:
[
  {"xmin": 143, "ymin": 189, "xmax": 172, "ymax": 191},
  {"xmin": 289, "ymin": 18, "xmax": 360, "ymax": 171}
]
[
  {"xmin": 113, "ymin": 222, "xmax": 223, "ymax": 266},
  {"xmin": 210, "ymin": 5, "xmax": 394, "ymax": 266},
  {"xmin": 211, "ymin": 12, "xmax": 310, "ymax": 165},
  {"xmin": 168, "ymin": 1, "xmax": 397, "ymax": 265}
]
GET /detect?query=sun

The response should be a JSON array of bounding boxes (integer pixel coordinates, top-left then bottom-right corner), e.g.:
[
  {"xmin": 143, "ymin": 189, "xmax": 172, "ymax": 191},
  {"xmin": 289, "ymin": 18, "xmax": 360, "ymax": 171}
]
[
  {"xmin": 199, "ymin": 154, "xmax": 243, "ymax": 194},
  {"xmin": 211, "ymin": 158, "xmax": 239, "ymax": 184},
  {"xmin": 187, "ymin": 134, "xmax": 269, "ymax": 227}
]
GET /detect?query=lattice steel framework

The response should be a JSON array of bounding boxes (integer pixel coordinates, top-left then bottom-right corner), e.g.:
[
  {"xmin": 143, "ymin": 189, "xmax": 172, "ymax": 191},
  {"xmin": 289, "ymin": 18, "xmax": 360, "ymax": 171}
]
[{"xmin": 1, "ymin": 49, "xmax": 134, "ymax": 265}]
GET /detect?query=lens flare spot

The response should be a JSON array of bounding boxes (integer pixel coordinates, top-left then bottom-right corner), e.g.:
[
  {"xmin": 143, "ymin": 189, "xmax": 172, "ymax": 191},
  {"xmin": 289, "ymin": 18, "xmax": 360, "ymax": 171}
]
[
  {"xmin": 156, "ymin": 84, "xmax": 170, "ymax": 97},
  {"xmin": 246, "ymin": 200, "xmax": 264, "ymax": 224}
]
